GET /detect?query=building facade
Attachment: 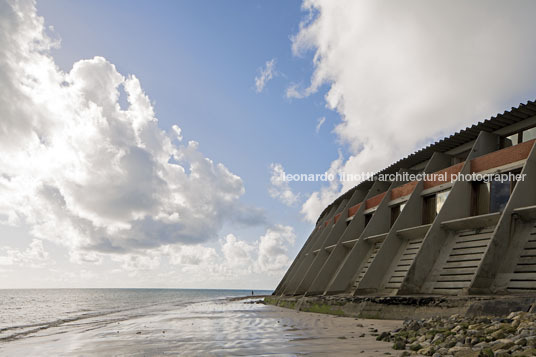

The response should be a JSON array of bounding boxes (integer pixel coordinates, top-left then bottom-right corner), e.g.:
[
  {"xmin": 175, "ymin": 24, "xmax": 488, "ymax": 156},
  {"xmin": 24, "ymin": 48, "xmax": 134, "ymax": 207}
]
[{"xmin": 275, "ymin": 101, "xmax": 536, "ymax": 297}]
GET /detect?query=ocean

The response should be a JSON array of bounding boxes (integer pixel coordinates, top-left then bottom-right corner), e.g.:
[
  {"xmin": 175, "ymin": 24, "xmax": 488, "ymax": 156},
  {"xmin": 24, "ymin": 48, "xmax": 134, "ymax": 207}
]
[
  {"xmin": 0, "ymin": 289, "xmax": 269, "ymax": 342},
  {"xmin": 0, "ymin": 288, "xmax": 400, "ymax": 356}
]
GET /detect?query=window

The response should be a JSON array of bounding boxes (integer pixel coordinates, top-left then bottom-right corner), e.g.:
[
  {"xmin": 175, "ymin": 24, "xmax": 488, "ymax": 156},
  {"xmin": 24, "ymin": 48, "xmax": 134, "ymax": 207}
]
[
  {"xmin": 502, "ymin": 126, "xmax": 536, "ymax": 147},
  {"xmin": 364, "ymin": 213, "xmax": 373, "ymax": 227},
  {"xmin": 436, "ymin": 190, "xmax": 449, "ymax": 212},
  {"xmin": 505, "ymin": 133, "xmax": 520, "ymax": 147},
  {"xmin": 522, "ymin": 127, "xmax": 536, "ymax": 142},
  {"xmin": 423, "ymin": 195, "xmax": 436, "ymax": 225},
  {"xmin": 471, "ymin": 170, "xmax": 520, "ymax": 215},
  {"xmin": 423, "ymin": 189, "xmax": 450, "ymax": 224},
  {"xmin": 490, "ymin": 180, "xmax": 511, "ymax": 213},
  {"xmin": 390, "ymin": 202, "xmax": 406, "ymax": 227}
]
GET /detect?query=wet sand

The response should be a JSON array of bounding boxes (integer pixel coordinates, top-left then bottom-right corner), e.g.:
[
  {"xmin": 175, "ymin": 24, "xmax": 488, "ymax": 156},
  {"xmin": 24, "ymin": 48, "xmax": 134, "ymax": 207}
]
[{"xmin": 0, "ymin": 298, "xmax": 402, "ymax": 356}]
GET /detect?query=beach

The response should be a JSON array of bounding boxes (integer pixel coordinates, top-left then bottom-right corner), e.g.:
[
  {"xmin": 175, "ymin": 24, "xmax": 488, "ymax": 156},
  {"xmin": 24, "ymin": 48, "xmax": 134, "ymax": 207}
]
[{"xmin": 0, "ymin": 293, "xmax": 401, "ymax": 356}]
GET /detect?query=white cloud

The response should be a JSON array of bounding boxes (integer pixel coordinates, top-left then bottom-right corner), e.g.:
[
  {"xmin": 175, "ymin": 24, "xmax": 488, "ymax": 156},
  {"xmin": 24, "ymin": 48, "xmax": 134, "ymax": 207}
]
[
  {"xmin": 111, "ymin": 253, "xmax": 160, "ymax": 271},
  {"xmin": 166, "ymin": 225, "xmax": 296, "ymax": 278},
  {"xmin": 257, "ymin": 224, "xmax": 295, "ymax": 273},
  {"xmin": 300, "ymin": 151, "xmax": 343, "ymax": 222},
  {"xmin": 254, "ymin": 58, "xmax": 276, "ymax": 93},
  {"xmin": 315, "ymin": 116, "xmax": 326, "ymax": 133},
  {"xmin": 165, "ymin": 244, "xmax": 219, "ymax": 266},
  {"xmin": 0, "ymin": 239, "xmax": 51, "ymax": 267},
  {"xmin": 292, "ymin": 0, "xmax": 536, "ymax": 221},
  {"xmin": 0, "ymin": 0, "xmax": 263, "ymax": 261},
  {"xmin": 268, "ymin": 163, "xmax": 300, "ymax": 206},
  {"xmin": 221, "ymin": 233, "xmax": 256, "ymax": 269}
]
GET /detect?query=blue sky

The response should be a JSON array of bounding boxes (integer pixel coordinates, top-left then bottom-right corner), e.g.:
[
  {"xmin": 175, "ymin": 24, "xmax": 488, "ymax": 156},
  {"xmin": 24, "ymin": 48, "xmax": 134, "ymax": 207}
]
[
  {"xmin": 2, "ymin": 0, "xmax": 536, "ymax": 289},
  {"xmin": 37, "ymin": 0, "xmax": 337, "ymax": 244}
]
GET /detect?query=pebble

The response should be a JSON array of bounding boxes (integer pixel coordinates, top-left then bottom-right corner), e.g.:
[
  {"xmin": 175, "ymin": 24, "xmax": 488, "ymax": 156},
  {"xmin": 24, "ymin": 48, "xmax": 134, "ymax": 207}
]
[{"xmin": 375, "ymin": 311, "xmax": 536, "ymax": 356}]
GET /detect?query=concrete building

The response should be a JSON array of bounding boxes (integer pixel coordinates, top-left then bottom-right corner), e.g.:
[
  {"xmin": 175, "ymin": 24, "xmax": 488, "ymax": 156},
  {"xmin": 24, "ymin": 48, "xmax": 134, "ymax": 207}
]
[{"xmin": 275, "ymin": 100, "xmax": 536, "ymax": 297}]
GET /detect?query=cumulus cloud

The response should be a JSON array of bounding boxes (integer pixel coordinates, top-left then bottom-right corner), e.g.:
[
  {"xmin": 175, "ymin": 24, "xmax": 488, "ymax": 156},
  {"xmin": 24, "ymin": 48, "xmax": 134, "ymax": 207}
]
[
  {"xmin": 111, "ymin": 253, "xmax": 160, "ymax": 272},
  {"xmin": 257, "ymin": 224, "xmax": 295, "ymax": 273},
  {"xmin": 292, "ymin": 0, "xmax": 536, "ymax": 221},
  {"xmin": 166, "ymin": 225, "xmax": 296, "ymax": 277},
  {"xmin": 0, "ymin": 0, "xmax": 263, "ymax": 261},
  {"xmin": 0, "ymin": 239, "xmax": 50, "ymax": 267},
  {"xmin": 268, "ymin": 163, "xmax": 300, "ymax": 206},
  {"xmin": 315, "ymin": 116, "xmax": 326, "ymax": 133},
  {"xmin": 300, "ymin": 151, "xmax": 343, "ymax": 222},
  {"xmin": 254, "ymin": 58, "xmax": 276, "ymax": 93}
]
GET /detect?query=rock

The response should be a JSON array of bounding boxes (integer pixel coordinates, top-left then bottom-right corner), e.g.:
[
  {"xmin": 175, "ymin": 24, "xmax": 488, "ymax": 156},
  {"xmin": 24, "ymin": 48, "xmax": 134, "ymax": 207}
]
[
  {"xmin": 478, "ymin": 348, "xmax": 494, "ymax": 357},
  {"xmin": 514, "ymin": 337, "xmax": 527, "ymax": 346},
  {"xmin": 447, "ymin": 346, "xmax": 469, "ymax": 355},
  {"xmin": 377, "ymin": 331, "xmax": 391, "ymax": 341},
  {"xmin": 492, "ymin": 339, "xmax": 514, "ymax": 351},
  {"xmin": 417, "ymin": 346, "xmax": 435, "ymax": 356},
  {"xmin": 393, "ymin": 340, "xmax": 406, "ymax": 350},
  {"xmin": 452, "ymin": 325, "xmax": 463, "ymax": 333},
  {"xmin": 474, "ymin": 342, "xmax": 490, "ymax": 349},
  {"xmin": 409, "ymin": 343, "xmax": 422, "ymax": 351},
  {"xmin": 491, "ymin": 330, "xmax": 506, "ymax": 340},
  {"xmin": 494, "ymin": 351, "xmax": 510, "ymax": 357},
  {"xmin": 445, "ymin": 340, "xmax": 457, "ymax": 348}
]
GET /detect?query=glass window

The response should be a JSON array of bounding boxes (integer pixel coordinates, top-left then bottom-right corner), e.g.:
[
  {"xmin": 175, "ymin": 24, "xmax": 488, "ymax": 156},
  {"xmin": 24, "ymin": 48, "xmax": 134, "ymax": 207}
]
[
  {"xmin": 423, "ymin": 190, "xmax": 449, "ymax": 224},
  {"xmin": 490, "ymin": 180, "xmax": 511, "ymax": 213},
  {"xmin": 436, "ymin": 190, "xmax": 449, "ymax": 215},
  {"xmin": 522, "ymin": 127, "xmax": 536, "ymax": 142},
  {"xmin": 507, "ymin": 133, "xmax": 520, "ymax": 145},
  {"xmin": 423, "ymin": 195, "xmax": 436, "ymax": 224},
  {"xmin": 364, "ymin": 213, "xmax": 372, "ymax": 227},
  {"xmin": 502, "ymin": 133, "xmax": 519, "ymax": 148},
  {"xmin": 390, "ymin": 202, "xmax": 406, "ymax": 227}
]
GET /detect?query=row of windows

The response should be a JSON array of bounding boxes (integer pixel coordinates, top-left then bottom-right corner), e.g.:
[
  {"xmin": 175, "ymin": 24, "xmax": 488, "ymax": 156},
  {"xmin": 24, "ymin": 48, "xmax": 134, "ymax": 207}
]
[
  {"xmin": 388, "ymin": 170, "xmax": 518, "ymax": 227},
  {"xmin": 503, "ymin": 127, "xmax": 536, "ymax": 147},
  {"xmin": 356, "ymin": 128, "xmax": 534, "ymax": 230}
]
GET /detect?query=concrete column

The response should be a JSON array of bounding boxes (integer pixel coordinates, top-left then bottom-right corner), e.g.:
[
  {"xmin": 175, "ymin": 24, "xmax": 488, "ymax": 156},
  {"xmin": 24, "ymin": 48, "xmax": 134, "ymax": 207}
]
[
  {"xmin": 283, "ymin": 200, "xmax": 347, "ymax": 295},
  {"xmin": 471, "ymin": 141, "xmax": 536, "ymax": 293},
  {"xmin": 356, "ymin": 152, "xmax": 452, "ymax": 294},
  {"xmin": 305, "ymin": 182, "xmax": 373, "ymax": 295},
  {"xmin": 400, "ymin": 131, "xmax": 500, "ymax": 294},
  {"xmin": 274, "ymin": 224, "xmax": 319, "ymax": 295},
  {"xmin": 323, "ymin": 180, "xmax": 392, "ymax": 294},
  {"xmin": 295, "ymin": 188, "xmax": 365, "ymax": 295},
  {"xmin": 279, "ymin": 205, "xmax": 337, "ymax": 295}
]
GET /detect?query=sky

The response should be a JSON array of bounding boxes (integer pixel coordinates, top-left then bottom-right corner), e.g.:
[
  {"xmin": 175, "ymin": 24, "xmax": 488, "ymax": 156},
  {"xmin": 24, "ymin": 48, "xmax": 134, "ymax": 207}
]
[{"xmin": 1, "ymin": 0, "xmax": 536, "ymax": 289}]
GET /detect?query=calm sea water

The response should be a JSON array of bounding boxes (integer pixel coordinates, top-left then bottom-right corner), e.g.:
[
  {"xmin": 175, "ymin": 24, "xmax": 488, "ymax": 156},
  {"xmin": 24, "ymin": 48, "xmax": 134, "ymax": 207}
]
[{"xmin": 0, "ymin": 288, "xmax": 271, "ymax": 342}]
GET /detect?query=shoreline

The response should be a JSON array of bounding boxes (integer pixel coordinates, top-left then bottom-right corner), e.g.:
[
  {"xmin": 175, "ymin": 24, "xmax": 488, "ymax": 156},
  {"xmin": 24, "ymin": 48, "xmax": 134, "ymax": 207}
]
[
  {"xmin": 266, "ymin": 294, "xmax": 536, "ymax": 320},
  {"xmin": 0, "ymin": 294, "xmax": 402, "ymax": 356}
]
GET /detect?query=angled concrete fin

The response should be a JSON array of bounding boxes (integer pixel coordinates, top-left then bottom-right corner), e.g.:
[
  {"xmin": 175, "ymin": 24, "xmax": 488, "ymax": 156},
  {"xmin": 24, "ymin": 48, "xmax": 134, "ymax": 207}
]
[
  {"xmin": 284, "ymin": 199, "xmax": 348, "ymax": 295},
  {"xmin": 294, "ymin": 188, "xmax": 367, "ymax": 295},
  {"xmin": 471, "ymin": 140, "xmax": 536, "ymax": 293},
  {"xmin": 305, "ymin": 182, "xmax": 374, "ymax": 295},
  {"xmin": 356, "ymin": 152, "xmax": 453, "ymax": 294},
  {"xmin": 279, "ymin": 203, "xmax": 339, "ymax": 295},
  {"xmin": 323, "ymin": 180, "xmax": 392, "ymax": 294},
  {"xmin": 400, "ymin": 131, "xmax": 500, "ymax": 294}
]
